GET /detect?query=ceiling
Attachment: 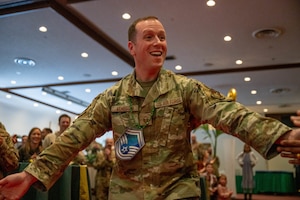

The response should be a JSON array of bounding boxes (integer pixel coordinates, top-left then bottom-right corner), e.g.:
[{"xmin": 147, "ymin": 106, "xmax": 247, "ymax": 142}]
[{"xmin": 0, "ymin": 0, "xmax": 300, "ymax": 117}]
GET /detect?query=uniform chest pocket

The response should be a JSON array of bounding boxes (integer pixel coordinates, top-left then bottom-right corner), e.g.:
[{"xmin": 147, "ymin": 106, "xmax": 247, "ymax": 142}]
[{"xmin": 155, "ymin": 97, "xmax": 188, "ymax": 147}]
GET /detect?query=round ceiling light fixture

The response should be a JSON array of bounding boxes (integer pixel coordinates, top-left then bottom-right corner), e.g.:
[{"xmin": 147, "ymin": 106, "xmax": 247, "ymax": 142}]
[
  {"xmin": 14, "ymin": 57, "xmax": 36, "ymax": 66},
  {"xmin": 252, "ymin": 28, "xmax": 282, "ymax": 39},
  {"xmin": 269, "ymin": 88, "xmax": 290, "ymax": 94}
]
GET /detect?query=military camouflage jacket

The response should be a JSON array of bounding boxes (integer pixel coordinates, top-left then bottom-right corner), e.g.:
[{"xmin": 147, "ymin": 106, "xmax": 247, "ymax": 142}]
[
  {"xmin": 26, "ymin": 69, "xmax": 291, "ymax": 200},
  {"xmin": 0, "ymin": 122, "xmax": 19, "ymax": 179}
]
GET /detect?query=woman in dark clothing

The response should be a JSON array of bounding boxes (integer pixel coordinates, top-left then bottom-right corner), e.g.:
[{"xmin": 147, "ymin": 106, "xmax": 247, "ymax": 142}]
[{"xmin": 18, "ymin": 127, "xmax": 43, "ymax": 162}]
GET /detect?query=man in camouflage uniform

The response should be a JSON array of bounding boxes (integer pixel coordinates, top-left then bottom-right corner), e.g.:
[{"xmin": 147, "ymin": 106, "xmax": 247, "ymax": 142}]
[
  {"xmin": 1, "ymin": 16, "xmax": 300, "ymax": 200},
  {"xmin": 93, "ymin": 138, "xmax": 115, "ymax": 200},
  {"xmin": 0, "ymin": 122, "xmax": 19, "ymax": 179}
]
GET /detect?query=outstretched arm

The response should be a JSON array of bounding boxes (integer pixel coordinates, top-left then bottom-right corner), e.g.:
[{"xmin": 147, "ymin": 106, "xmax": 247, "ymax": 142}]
[{"xmin": 0, "ymin": 171, "xmax": 37, "ymax": 200}]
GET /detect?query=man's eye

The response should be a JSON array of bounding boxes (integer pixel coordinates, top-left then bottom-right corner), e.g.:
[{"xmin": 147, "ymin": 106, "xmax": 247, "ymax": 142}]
[{"xmin": 159, "ymin": 36, "xmax": 166, "ymax": 41}]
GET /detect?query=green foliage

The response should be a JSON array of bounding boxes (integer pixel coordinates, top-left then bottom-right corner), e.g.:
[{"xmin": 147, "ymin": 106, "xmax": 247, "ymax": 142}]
[{"xmin": 194, "ymin": 124, "xmax": 223, "ymax": 157}]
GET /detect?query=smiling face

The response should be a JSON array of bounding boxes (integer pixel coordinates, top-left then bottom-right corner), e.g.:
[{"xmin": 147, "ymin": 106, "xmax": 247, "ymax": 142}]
[
  {"xmin": 29, "ymin": 128, "xmax": 42, "ymax": 145},
  {"xmin": 128, "ymin": 18, "xmax": 167, "ymax": 80}
]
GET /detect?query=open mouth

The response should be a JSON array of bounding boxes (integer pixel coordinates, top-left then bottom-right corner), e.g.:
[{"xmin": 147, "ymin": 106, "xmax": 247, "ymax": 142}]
[{"xmin": 150, "ymin": 51, "xmax": 162, "ymax": 56}]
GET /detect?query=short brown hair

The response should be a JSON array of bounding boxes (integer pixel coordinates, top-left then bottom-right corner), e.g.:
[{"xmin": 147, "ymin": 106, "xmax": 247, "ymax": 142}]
[{"xmin": 128, "ymin": 16, "xmax": 159, "ymax": 42}]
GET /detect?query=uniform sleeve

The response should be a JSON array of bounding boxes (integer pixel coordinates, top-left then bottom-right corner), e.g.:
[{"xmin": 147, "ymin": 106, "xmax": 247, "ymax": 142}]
[
  {"xmin": 187, "ymin": 79, "xmax": 291, "ymax": 160},
  {"xmin": 24, "ymin": 91, "xmax": 112, "ymax": 191},
  {"xmin": 0, "ymin": 123, "xmax": 19, "ymax": 175}
]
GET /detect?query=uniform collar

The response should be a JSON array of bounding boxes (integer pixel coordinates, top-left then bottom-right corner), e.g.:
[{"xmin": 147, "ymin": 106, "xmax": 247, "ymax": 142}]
[{"xmin": 126, "ymin": 68, "xmax": 176, "ymax": 106}]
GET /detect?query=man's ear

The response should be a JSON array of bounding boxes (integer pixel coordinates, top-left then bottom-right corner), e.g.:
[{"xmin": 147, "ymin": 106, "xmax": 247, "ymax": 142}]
[{"xmin": 128, "ymin": 41, "xmax": 135, "ymax": 56}]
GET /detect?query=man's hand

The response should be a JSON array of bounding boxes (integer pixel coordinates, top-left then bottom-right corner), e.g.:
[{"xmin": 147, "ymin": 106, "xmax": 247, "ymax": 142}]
[
  {"xmin": 291, "ymin": 110, "xmax": 300, "ymax": 127},
  {"xmin": 0, "ymin": 171, "xmax": 37, "ymax": 200},
  {"xmin": 277, "ymin": 110, "xmax": 300, "ymax": 165}
]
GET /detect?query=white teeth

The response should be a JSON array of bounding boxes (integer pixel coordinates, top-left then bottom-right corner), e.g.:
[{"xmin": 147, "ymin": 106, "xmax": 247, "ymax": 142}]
[{"xmin": 151, "ymin": 52, "xmax": 162, "ymax": 56}]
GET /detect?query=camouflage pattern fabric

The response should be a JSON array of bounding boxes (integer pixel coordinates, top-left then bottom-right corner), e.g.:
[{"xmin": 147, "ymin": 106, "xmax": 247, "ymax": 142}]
[
  {"xmin": 0, "ymin": 122, "xmax": 19, "ymax": 179},
  {"xmin": 25, "ymin": 69, "xmax": 291, "ymax": 199}
]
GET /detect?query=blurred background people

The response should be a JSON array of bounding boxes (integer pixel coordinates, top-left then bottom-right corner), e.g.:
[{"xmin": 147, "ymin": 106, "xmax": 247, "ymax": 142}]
[
  {"xmin": 217, "ymin": 174, "xmax": 233, "ymax": 200},
  {"xmin": 202, "ymin": 163, "xmax": 218, "ymax": 200},
  {"xmin": 17, "ymin": 135, "xmax": 28, "ymax": 150},
  {"xmin": 93, "ymin": 138, "xmax": 115, "ymax": 200},
  {"xmin": 41, "ymin": 127, "xmax": 53, "ymax": 141},
  {"xmin": 191, "ymin": 133, "xmax": 205, "ymax": 173},
  {"xmin": 43, "ymin": 114, "xmax": 71, "ymax": 148},
  {"xmin": 18, "ymin": 127, "xmax": 43, "ymax": 162}
]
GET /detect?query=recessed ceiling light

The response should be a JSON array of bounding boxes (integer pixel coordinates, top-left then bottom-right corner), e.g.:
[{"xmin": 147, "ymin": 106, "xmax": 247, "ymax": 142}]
[
  {"xmin": 244, "ymin": 77, "xmax": 251, "ymax": 82},
  {"xmin": 58, "ymin": 76, "xmax": 64, "ymax": 81},
  {"xmin": 122, "ymin": 13, "xmax": 131, "ymax": 20},
  {"xmin": 39, "ymin": 26, "xmax": 47, "ymax": 32},
  {"xmin": 14, "ymin": 57, "xmax": 36, "ymax": 66},
  {"xmin": 85, "ymin": 88, "xmax": 91, "ymax": 93},
  {"xmin": 6, "ymin": 94, "xmax": 11, "ymax": 99},
  {"xmin": 10, "ymin": 80, "xmax": 16, "ymax": 84},
  {"xmin": 112, "ymin": 71, "xmax": 118, "ymax": 76},
  {"xmin": 235, "ymin": 60, "xmax": 243, "ymax": 65},
  {"xmin": 256, "ymin": 100, "xmax": 262, "ymax": 105},
  {"xmin": 263, "ymin": 108, "xmax": 268, "ymax": 113},
  {"xmin": 206, "ymin": 0, "xmax": 216, "ymax": 6},
  {"xmin": 224, "ymin": 36, "xmax": 232, "ymax": 41},
  {"xmin": 81, "ymin": 52, "xmax": 88, "ymax": 58},
  {"xmin": 251, "ymin": 90, "xmax": 257, "ymax": 94},
  {"xmin": 175, "ymin": 65, "xmax": 182, "ymax": 70}
]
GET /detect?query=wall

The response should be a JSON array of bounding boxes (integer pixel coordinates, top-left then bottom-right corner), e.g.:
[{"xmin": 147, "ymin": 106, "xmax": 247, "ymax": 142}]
[
  {"xmin": 193, "ymin": 127, "xmax": 294, "ymax": 173},
  {"xmin": 0, "ymin": 100, "xmax": 110, "ymax": 146}
]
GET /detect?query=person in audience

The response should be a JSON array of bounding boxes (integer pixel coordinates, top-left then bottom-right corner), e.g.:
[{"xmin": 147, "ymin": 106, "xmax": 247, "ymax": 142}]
[
  {"xmin": 207, "ymin": 147, "xmax": 220, "ymax": 177},
  {"xmin": 11, "ymin": 134, "xmax": 18, "ymax": 149},
  {"xmin": 93, "ymin": 138, "xmax": 115, "ymax": 200},
  {"xmin": 18, "ymin": 127, "xmax": 43, "ymax": 162},
  {"xmin": 41, "ymin": 127, "xmax": 52, "ymax": 141},
  {"xmin": 203, "ymin": 163, "xmax": 218, "ymax": 200},
  {"xmin": 199, "ymin": 148, "xmax": 219, "ymax": 176},
  {"xmin": 191, "ymin": 133, "xmax": 205, "ymax": 173},
  {"xmin": 85, "ymin": 140, "xmax": 103, "ymax": 164},
  {"xmin": 1, "ymin": 16, "xmax": 300, "ymax": 200},
  {"xmin": 41, "ymin": 114, "xmax": 86, "ymax": 165},
  {"xmin": 199, "ymin": 149, "xmax": 210, "ymax": 174},
  {"xmin": 216, "ymin": 174, "xmax": 233, "ymax": 200},
  {"xmin": 43, "ymin": 114, "xmax": 71, "ymax": 148},
  {"xmin": 0, "ymin": 122, "xmax": 19, "ymax": 179},
  {"xmin": 236, "ymin": 144, "xmax": 258, "ymax": 200},
  {"xmin": 17, "ymin": 135, "xmax": 28, "ymax": 150}
]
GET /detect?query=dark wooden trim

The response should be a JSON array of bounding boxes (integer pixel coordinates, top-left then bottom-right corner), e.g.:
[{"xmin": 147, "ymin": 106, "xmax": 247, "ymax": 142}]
[
  {"xmin": 0, "ymin": 0, "xmax": 50, "ymax": 15},
  {"xmin": 50, "ymin": 0, "xmax": 135, "ymax": 67},
  {"xmin": 0, "ymin": 89, "xmax": 81, "ymax": 115},
  {"xmin": 2, "ymin": 62, "xmax": 299, "ymax": 90}
]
